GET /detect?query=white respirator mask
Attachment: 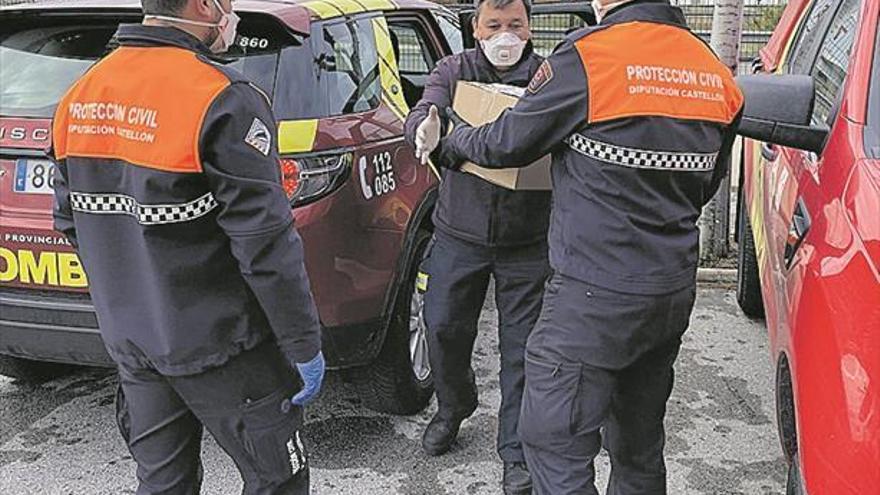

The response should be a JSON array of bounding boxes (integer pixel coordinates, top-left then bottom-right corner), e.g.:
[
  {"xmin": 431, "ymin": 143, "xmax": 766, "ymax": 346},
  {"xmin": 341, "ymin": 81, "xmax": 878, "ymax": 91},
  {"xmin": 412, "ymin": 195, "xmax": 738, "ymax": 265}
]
[
  {"xmin": 480, "ymin": 31, "xmax": 527, "ymax": 68},
  {"xmin": 145, "ymin": 0, "xmax": 240, "ymax": 53},
  {"xmin": 591, "ymin": 0, "xmax": 632, "ymax": 23}
]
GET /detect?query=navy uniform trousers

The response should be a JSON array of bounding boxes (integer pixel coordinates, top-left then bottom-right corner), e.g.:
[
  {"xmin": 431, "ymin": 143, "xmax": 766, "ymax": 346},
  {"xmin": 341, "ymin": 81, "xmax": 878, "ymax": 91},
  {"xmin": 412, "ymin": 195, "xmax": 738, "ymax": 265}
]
[
  {"xmin": 115, "ymin": 339, "xmax": 309, "ymax": 495},
  {"xmin": 519, "ymin": 273, "xmax": 697, "ymax": 494},
  {"xmin": 423, "ymin": 229, "xmax": 550, "ymax": 463}
]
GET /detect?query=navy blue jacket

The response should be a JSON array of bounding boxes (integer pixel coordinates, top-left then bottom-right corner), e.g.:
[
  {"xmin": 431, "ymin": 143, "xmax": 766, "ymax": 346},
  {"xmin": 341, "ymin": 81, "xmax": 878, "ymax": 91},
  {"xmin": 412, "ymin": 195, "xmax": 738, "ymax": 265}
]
[
  {"xmin": 53, "ymin": 25, "xmax": 321, "ymax": 375},
  {"xmin": 442, "ymin": 1, "xmax": 744, "ymax": 294},
  {"xmin": 404, "ymin": 44, "xmax": 550, "ymax": 247}
]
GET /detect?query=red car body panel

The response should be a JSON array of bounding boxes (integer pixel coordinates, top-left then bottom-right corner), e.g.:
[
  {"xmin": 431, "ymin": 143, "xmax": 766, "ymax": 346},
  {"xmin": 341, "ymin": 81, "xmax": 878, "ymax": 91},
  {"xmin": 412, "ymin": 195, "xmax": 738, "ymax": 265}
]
[
  {"xmin": 292, "ymin": 103, "xmax": 433, "ymax": 327},
  {"xmin": 742, "ymin": 0, "xmax": 880, "ymax": 492}
]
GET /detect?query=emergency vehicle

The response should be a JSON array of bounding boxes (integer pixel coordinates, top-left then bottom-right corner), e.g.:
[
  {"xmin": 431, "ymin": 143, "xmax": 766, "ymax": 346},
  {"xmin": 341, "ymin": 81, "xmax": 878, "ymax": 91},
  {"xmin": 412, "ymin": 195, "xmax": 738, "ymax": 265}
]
[{"xmin": 0, "ymin": 0, "xmax": 587, "ymax": 414}]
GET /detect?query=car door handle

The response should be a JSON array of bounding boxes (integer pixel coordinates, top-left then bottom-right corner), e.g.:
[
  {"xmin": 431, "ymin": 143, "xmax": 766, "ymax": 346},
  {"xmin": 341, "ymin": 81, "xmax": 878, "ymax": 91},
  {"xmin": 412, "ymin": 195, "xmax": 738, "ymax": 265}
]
[
  {"xmin": 784, "ymin": 198, "xmax": 811, "ymax": 269},
  {"xmin": 762, "ymin": 142, "xmax": 779, "ymax": 162}
]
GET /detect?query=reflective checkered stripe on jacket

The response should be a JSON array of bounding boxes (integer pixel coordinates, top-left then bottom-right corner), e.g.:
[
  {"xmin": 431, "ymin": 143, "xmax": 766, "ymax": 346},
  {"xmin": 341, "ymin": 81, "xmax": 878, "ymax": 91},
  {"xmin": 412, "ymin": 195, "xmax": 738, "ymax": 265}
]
[
  {"xmin": 70, "ymin": 191, "xmax": 218, "ymax": 225},
  {"xmin": 566, "ymin": 134, "xmax": 718, "ymax": 171}
]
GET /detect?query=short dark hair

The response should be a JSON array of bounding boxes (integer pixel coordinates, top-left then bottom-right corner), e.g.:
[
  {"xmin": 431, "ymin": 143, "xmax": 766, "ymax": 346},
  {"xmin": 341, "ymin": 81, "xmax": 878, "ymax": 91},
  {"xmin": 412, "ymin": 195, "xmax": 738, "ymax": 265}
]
[
  {"xmin": 474, "ymin": 0, "xmax": 532, "ymax": 20},
  {"xmin": 141, "ymin": 0, "xmax": 189, "ymax": 16}
]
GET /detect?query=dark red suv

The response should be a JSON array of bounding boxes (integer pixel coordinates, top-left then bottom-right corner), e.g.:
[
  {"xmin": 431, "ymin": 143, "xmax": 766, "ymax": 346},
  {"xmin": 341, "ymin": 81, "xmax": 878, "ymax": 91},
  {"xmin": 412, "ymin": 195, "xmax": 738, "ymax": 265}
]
[
  {"xmin": 0, "ymin": 0, "xmax": 467, "ymax": 413},
  {"xmin": 0, "ymin": 0, "xmax": 590, "ymax": 414}
]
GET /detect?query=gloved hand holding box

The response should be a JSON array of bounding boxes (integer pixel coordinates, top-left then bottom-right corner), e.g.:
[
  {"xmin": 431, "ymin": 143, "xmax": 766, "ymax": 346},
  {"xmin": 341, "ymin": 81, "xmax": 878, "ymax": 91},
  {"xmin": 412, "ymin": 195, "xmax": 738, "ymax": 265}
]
[{"xmin": 451, "ymin": 81, "xmax": 552, "ymax": 190}]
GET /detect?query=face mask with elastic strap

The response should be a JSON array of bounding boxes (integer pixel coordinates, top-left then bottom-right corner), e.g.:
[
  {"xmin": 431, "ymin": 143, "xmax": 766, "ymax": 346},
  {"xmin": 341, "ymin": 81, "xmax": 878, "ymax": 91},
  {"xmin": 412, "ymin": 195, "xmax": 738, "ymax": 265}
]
[
  {"xmin": 144, "ymin": 0, "xmax": 239, "ymax": 53},
  {"xmin": 480, "ymin": 31, "xmax": 528, "ymax": 68}
]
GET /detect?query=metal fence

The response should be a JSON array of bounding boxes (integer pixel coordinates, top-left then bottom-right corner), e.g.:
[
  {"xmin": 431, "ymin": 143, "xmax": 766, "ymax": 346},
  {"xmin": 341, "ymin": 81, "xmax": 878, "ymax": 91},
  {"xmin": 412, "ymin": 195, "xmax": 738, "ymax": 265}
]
[
  {"xmin": 445, "ymin": 1, "xmax": 784, "ymax": 71},
  {"xmin": 679, "ymin": 3, "xmax": 783, "ymax": 68}
]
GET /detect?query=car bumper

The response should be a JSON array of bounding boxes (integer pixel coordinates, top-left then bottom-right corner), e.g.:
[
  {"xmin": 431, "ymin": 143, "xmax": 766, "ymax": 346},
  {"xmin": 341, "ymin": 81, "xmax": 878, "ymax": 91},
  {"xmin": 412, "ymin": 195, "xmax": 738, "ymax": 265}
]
[
  {"xmin": 0, "ymin": 291, "xmax": 111, "ymax": 366},
  {"xmin": 0, "ymin": 291, "xmax": 382, "ymax": 369}
]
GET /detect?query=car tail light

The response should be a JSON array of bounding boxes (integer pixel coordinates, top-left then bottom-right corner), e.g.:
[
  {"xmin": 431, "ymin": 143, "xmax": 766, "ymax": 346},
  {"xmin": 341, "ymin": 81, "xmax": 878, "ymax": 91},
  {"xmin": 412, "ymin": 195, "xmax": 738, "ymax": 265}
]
[{"xmin": 279, "ymin": 151, "xmax": 353, "ymax": 207}]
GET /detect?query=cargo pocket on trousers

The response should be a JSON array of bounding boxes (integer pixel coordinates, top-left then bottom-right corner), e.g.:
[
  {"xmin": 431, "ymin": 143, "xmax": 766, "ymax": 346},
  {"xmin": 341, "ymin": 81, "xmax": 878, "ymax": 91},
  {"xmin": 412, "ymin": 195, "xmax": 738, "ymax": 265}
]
[
  {"xmin": 115, "ymin": 384, "xmax": 132, "ymax": 444},
  {"xmin": 518, "ymin": 352, "xmax": 582, "ymax": 448},
  {"xmin": 241, "ymin": 388, "xmax": 304, "ymax": 483}
]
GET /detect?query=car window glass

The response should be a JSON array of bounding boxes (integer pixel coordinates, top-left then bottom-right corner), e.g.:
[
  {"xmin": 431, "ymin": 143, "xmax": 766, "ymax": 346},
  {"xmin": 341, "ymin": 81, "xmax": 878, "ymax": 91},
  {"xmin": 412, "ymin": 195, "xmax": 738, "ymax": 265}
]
[
  {"xmin": 785, "ymin": 0, "xmax": 836, "ymax": 74},
  {"xmin": 434, "ymin": 12, "xmax": 463, "ymax": 53},
  {"xmin": 530, "ymin": 13, "xmax": 588, "ymax": 57},
  {"xmin": 0, "ymin": 15, "xmax": 296, "ymax": 119},
  {"xmin": 274, "ymin": 43, "xmax": 323, "ymax": 120},
  {"xmin": 225, "ymin": 54, "xmax": 278, "ymax": 98},
  {"xmin": 318, "ymin": 18, "xmax": 382, "ymax": 116},
  {"xmin": 388, "ymin": 23, "xmax": 433, "ymax": 75},
  {"xmin": 810, "ymin": 0, "xmax": 860, "ymax": 125},
  {"xmin": 222, "ymin": 13, "xmax": 305, "ymax": 97},
  {"xmin": 866, "ymin": 23, "xmax": 879, "ymax": 157},
  {"xmin": 0, "ymin": 24, "xmax": 116, "ymax": 117}
]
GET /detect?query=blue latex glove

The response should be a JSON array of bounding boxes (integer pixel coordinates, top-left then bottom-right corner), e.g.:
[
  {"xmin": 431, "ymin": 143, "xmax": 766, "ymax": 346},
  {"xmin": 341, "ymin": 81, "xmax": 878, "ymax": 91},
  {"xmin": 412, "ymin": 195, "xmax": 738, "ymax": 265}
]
[{"xmin": 289, "ymin": 351, "xmax": 325, "ymax": 408}]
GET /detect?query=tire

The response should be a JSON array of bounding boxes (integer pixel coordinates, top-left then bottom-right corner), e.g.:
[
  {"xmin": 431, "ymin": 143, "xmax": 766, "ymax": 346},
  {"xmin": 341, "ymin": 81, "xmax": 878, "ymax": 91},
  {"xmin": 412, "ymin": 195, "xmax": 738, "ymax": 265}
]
[
  {"xmin": 786, "ymin": 454, "xmax": 806, "ymax": 495},
  {"xmin": 736, "ymin": 193, "xmax": 765, "ymax": 319},
  {"xmin": 352, "ymin": 229, "xmax": 434, "ymax": 415},
  {"xmin": 0, "ymin": 355, "xmax": 74, "ymax": 383}
]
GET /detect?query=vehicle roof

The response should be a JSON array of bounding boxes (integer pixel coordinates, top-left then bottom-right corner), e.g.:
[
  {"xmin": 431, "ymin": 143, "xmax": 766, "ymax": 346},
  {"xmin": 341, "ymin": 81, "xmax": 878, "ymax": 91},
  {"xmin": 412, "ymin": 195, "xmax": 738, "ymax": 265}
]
[{"xmin": 0, "ymin": 0, "xmax": 443, "ymax": 34}]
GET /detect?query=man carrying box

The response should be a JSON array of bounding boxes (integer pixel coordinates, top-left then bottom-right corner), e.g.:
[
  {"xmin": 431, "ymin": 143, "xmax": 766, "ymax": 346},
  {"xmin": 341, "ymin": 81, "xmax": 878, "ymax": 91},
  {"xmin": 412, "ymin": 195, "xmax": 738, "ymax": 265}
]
[
  {"xmin": 435, "ymin": 0, "xmax": 744, "ymax": 493},
  {"xmin": 402, "ymin": 0, "xmax": 548, "ymax": 492}
]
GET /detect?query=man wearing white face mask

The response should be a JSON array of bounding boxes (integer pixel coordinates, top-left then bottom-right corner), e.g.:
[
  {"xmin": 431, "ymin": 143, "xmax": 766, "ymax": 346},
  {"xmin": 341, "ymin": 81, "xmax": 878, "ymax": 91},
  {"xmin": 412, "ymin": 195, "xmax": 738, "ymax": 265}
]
[
  {"xmin": 403, "ymin": 0, "xmax": 548, "ymax": 493},
  {"xmin": 51, "ymin": 0, "xmax": 325, "ymax": 493},
  {"xmin": 434, "ymin": 0, "xmax": 745, "ymax": 493}
]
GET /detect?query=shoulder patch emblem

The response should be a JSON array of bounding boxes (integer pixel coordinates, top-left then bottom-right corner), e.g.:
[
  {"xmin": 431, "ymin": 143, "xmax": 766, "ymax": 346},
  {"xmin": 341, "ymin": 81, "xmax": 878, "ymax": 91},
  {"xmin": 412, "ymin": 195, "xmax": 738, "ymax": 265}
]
[
  {"xmin": 244, "ymin": 118, "xmax": 272, "ymax": 156},
  {"xmin": 528, "ymin": 60, "xmax": 554, "ymax": 94}
]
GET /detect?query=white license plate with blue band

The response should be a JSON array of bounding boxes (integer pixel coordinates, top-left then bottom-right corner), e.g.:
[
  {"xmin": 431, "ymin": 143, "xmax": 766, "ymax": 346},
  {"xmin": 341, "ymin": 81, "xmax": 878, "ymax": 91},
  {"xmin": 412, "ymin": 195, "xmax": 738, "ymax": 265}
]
[{"xmin": 13, "ymin": 159, "xmax": 55, "ymax": 195}]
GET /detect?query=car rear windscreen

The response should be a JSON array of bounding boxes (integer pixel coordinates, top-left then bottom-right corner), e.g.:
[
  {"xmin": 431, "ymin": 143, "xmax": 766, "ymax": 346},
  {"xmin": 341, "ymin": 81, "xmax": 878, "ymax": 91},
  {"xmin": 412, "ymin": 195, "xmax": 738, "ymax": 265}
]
[
  {"xmin": 0, "ymin": 13, "xmax": 303, "ymax": 118},
  {"xmin": 0, "ymin": 21, "xmax": 117, "ymax": 118}
]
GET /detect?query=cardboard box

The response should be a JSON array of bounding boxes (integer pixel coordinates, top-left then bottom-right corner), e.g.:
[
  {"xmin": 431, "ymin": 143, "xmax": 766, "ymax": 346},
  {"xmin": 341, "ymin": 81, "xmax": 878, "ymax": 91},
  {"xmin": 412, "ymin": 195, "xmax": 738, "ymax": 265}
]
[{"xmin": 452, "ymin": 81, "xmax": 552, "ymax": 190}]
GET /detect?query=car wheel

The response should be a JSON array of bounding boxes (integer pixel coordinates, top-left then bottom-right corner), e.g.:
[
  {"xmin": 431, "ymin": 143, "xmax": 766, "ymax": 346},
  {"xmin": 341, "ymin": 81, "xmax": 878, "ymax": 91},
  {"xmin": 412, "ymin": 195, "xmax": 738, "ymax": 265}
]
[
  {"xmin": 736, "ymin": 191, "xmax": 765, "ymax": 319},
  {"xmin": 0, "ymin": 355, "xmax": 73, "ymax": 383},
  {"xmin": 352, "ymin": 229, "xmax": 434, "ymax": 415},
  {"xmin": 787, "ymin": 454, "xmax": 806, "ymax": 495}
]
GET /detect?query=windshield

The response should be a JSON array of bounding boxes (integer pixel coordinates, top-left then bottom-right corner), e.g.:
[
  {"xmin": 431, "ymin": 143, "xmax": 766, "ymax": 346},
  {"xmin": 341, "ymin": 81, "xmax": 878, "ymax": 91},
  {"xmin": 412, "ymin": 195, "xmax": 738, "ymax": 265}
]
[{"xmin": 0, "ymin": 24, "xmax": 116, "ymax": 117}]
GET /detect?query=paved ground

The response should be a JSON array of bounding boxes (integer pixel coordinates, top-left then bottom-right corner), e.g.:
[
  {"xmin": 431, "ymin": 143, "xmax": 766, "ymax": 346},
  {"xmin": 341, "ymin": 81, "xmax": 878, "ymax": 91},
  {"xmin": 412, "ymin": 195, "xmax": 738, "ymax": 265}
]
[{"xmin": 0, "ymin": 286, "xmax": 786, "ymax": 494}]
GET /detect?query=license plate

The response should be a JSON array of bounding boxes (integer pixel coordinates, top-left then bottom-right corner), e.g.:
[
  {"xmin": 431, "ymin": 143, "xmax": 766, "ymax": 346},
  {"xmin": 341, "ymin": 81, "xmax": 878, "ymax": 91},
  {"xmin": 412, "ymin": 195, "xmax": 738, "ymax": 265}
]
[{"xmin": 13, "ymin": 159, "xmax": 55, "ymax": 195}]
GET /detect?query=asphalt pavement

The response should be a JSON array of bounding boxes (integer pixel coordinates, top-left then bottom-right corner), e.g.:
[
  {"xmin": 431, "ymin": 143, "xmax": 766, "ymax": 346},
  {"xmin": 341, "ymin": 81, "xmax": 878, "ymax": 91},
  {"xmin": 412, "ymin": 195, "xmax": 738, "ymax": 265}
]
[{"xmin": 0, "ymin": 285, "xmax": 786, "ymax": 494}]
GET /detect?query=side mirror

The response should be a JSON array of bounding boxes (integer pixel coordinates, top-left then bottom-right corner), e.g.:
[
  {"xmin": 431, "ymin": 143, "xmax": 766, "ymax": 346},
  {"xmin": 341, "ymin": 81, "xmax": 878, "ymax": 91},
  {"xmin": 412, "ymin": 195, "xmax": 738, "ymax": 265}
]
[{"xmin": 735, "ymin": 74, "xmax": 829, "ymax": 154}]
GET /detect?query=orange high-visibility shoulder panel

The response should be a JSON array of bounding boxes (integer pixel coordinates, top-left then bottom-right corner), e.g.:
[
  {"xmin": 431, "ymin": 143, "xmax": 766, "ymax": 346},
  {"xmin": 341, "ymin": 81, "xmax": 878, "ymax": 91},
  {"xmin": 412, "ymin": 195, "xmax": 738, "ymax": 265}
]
[
  {"xmin": 575, "ymin": 22, "xmax": 744, "ymax": 125},
  {"xmin": 53, "ymin": 47, "xmax": 230, "ymax": 173}
]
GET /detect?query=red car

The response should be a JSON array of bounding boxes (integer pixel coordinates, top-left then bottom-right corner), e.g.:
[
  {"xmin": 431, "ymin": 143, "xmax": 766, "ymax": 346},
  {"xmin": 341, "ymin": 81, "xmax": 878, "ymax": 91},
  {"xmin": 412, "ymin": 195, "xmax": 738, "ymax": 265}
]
[
  {"xmin": 0, "ymin": 0, "xmax": 589, "ymax": 414},
  {"xmin": 0, "ymin": 0, "xmax": 462, "ymax": 414},
  {"xmin": 736, "ymin": 0, "xmax": 880, "ymax": 492}
]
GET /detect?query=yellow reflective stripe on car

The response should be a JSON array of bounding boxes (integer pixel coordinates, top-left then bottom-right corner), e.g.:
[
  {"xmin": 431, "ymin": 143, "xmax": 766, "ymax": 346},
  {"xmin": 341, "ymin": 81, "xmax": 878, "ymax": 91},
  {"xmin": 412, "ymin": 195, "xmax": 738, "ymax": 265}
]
[
  {"xmin": 301, "ymin": 0, "xmax": 345, "ymax": 19},
  {"xmin": 748, "ymin": 142, "xmax": 767, "ymax": 272},
  {"xmin": 356, "ymin": 0, "xmax": 398, "ymax": 11},
  {"xmin": 326, "ymin": 0, "xmax": 365, "ymax": 15},
  {"xmin": 301, "ymin": 0, "xmax": 397, "ymax": 19},
  {"xmin": 372, "ymin": 16, "xmax": 409, "ymax": 122},
  {"xmin": 278, "ymin": 120, "xmax": 319, "ymax": 154}
]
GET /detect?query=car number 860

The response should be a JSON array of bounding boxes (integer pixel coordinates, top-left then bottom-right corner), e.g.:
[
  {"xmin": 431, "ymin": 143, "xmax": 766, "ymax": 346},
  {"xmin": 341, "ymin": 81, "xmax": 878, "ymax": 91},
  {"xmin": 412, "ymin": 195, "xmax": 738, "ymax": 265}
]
[{"xmin": 238, "ymin": 36, "xmax": 269, "ymax": 49}]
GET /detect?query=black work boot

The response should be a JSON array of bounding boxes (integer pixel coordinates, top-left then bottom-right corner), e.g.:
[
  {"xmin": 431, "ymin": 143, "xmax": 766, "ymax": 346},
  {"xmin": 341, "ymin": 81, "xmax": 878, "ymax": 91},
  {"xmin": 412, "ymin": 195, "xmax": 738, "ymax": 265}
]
[
  {"xmin": 422, "ymin": 413, "xmax": 464, "ymax": 456},
  {"xmin": 502, "ymin": 462, "xmax": 532, "ymax": 495}
]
